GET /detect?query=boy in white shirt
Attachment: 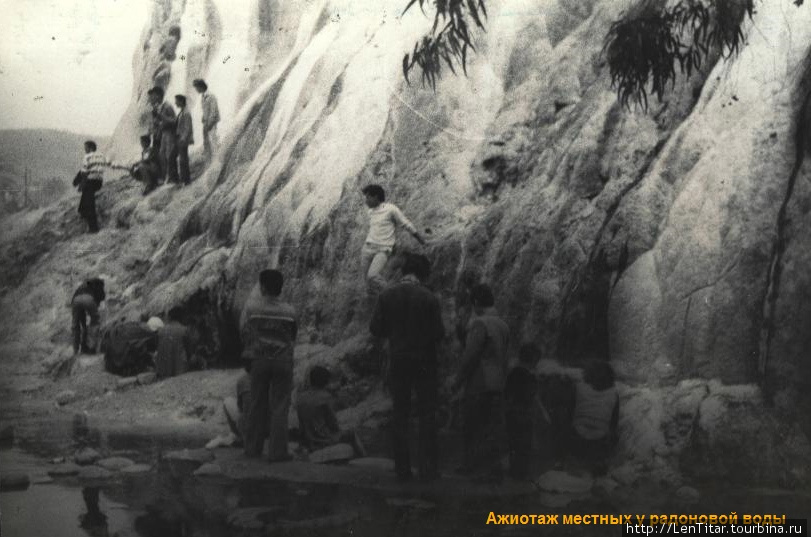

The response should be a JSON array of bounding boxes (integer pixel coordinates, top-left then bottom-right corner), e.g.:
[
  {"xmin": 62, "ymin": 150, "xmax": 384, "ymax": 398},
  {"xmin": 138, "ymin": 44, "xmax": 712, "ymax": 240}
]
[{"xmin": 360, "ymin": 184, "xmax": 425, "ymax": 296}]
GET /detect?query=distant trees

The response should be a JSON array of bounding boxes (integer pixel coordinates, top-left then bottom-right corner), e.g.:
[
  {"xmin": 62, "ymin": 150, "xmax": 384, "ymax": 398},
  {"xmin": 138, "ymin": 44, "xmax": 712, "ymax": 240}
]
[{"xmin": 402, "ymin": 0, "xmax": 803, "ymax": 109}]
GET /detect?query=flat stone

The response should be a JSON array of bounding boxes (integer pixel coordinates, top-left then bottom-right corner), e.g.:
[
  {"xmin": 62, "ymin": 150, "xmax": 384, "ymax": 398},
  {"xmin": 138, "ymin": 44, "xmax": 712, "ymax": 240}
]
[
  {"xmin": 96, "ymin": 457, "xmax": 135, "ymax": 471},
  {"xmin": 0, "ymin": 472, "xmax": 30, "ymax": 491},
  {"xmin": 270, "ymin": 512, "xmax": 359, "ymax": 532},
  {"xmin": 55, "ymin": 390, "xmax": 78, "ymax": 405},
  {"xmin": 120, "ymin": 463, "xmax": 152, "ymax": 474},
  {"xmin": 308, "ymin": 443, "xmax": 354, "ymax": 464},
  {"xmin": 31, "ymin": 476, "xmax": 54, "ymax": 485},
  {"xmin": 193, "ymin": 463, "xmax": 223, "ymax": 476},
  {"xmin": 74, "ymin": 447, "xmax": 101, "ymax": 466},
  {"xmin": 78, "ymin": 466, "xmax": 113, "ymax": 480},
  {"xmin": 164, "ymin": 448, "xmax": 215, "ymax": 464},
  {"xmin": 226, "ymin": 507, "xmax": 284, "ymax": 531},
  {"xmin": 116, "ymin": 377, "xmax": 138, "ymax": 390},
  {"xmin": 48, "ymin": 463, "xmax": 81, "ymax": 477},
  {"xmin": 385, "ymin": 498, "xmax": 436, "ymax": 510},
  {"xmin": 163, "ymin": 448, "xmax": 215, "ymax": 474},
  {"xmin": 535, "ymin": 470, "xmax": 593, "ymax": 494},
  {"xmin": 675, "ymin": 485, "xmax": 700, "ymax": 503},
  {"xmin": 348, "ymin": 457, "xmax": 395, "ymax": 471},
  {"xmin": 137, "ymin": 372, "xmax": 156, "ymax": 385}
]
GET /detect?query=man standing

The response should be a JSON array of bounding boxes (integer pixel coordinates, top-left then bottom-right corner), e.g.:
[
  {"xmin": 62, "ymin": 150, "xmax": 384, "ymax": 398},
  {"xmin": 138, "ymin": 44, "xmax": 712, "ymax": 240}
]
[
  {"xmin": 360, "ymin": 184, "xmax": 425, "ymax": 297},
  {"xmin": 71, "ymin": 278, "xmax": 106, "ymax": 354},
  {"xmin": 174, "ymin": 94, "xmax": 194, "ymax": 185},
  {"xmin": 370, "ymin": 253, "xmax": 445, "ymax": 481},
  {"xmin": 240, "ymin": 269, "xmax": 298, "ymax": 462},
  {"xmin": 155, "ymin": 307, "xmax": 193, "ymax": 378},
  {"xmin": 148, "ymin": 86, "xmax": 178, "ymax": 184},
  {"xmin": 193, "ymin": 79, "xmax": 220, "ymax": 161},
  {"xmin": 72, "ymin": 140, "xmax": 107, "ymax": 233},
  {"xmin": 451, "ymin": 283, "xmax": 510, "ymax": 482}
]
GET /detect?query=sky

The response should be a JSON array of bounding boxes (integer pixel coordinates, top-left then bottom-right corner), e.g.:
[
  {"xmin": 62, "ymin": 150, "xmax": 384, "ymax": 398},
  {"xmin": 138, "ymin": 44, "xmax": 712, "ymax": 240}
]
[{"xmin": 0, "ymin": 0, "xmax": 149, "ymax": 137}]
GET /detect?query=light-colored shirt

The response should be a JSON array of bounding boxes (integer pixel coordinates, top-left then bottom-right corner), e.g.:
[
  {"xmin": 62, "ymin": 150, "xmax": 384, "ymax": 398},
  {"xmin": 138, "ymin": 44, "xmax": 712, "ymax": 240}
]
[
  {"xmin": 201, "ymin": 92, "xmax": 220, "ymax": 128},
  {"xmin": 573, "ymin": 381, "xmax": 618, "ymax": 440},
  {"xmin": 364, "ymin": 202, "xmax": 417, "ymax": 248},
  {"xmin": 81, "ymin": 151, "xmax": 108, "ymax": 181}
]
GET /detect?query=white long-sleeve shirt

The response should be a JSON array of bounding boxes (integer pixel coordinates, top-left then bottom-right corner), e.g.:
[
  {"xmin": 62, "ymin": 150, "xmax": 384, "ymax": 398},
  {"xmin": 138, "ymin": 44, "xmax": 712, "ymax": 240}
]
[{"xmin": 365, "ymin": 202, "xmax": 417, "ymax": 248}]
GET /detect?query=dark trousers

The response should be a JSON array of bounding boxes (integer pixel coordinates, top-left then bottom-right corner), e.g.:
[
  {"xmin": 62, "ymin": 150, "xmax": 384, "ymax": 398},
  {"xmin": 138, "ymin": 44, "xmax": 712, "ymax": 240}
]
[
  {"xmin": 245, "ymin": 358, "xmax": 293, "ymax": 460},
  {"xmin": 136, "ymin": 165, "xmax": 159, "ymax": 195},
  {"xmin": 159, "ymin": 133, "xmax": 178, "ymax": 183},
  {"xmin": 177, "ymin": 143, "xmax": 190, "ymax": 185},
  {"xmin": 78, "ymin": 190, "xmax": 98, "ymax": 232},
  {"xmin": 506, "ymin": 409, "xmax": 533, "ymax": 478},
  {"xmin": 72, "ymin": 306, "xmax": 89, "ymax": 354},
  {"xmin": 462, "ymin": 392, "xmax": 505, "ymax": 478},
  {"xmin": 390, "ymin": 357, "xmax": 438, "ymax": 478}
]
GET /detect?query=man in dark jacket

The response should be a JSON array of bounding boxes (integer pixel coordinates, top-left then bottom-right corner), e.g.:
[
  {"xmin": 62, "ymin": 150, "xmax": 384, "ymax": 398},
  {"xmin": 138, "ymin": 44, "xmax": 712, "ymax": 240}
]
[
  {"xmin": 71, "ymin": 278, "xmax": 105, "ymax": 354},
  {"xmin": 370, "ymin": 253, "xmax": 445, "ymax": 481},
  {"xmin": 174, "ymin": 94, "xmax": 194, "ymax": 185}
]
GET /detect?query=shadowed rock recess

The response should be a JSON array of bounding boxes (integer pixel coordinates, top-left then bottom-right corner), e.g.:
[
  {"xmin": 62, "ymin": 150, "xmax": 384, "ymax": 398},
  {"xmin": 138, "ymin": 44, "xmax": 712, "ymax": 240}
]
[{"xmin": 3, "ymin": 0, "xmax": 811, "ymax": 486}]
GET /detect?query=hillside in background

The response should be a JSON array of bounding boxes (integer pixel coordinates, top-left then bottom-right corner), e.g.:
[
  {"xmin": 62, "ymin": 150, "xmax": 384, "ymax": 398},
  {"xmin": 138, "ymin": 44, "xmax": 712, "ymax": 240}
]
[{"xmin": 0, "ymin": 129, "xmax": 110, "ymax": 210}]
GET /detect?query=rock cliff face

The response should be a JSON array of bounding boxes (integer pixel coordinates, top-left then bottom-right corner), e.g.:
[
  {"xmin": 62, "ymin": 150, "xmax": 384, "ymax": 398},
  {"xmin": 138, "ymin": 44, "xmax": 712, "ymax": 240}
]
[{"xmin": 4, "ymin": 0, "xmax": 811, "ymax": 484}]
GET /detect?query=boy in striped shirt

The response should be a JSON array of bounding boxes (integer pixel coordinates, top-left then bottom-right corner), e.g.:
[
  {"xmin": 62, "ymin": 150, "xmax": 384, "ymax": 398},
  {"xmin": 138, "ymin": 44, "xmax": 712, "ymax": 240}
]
[{"xmin": 72, "ymin": 140, "xmax": 108, "ymax": 233}]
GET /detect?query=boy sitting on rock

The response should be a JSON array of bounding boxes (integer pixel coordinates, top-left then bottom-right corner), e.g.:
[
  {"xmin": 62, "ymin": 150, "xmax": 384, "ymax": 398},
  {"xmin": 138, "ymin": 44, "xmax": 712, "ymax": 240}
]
[{"xmin": 296, "ymin": 366, "xmax": 365, "ymax": 457}]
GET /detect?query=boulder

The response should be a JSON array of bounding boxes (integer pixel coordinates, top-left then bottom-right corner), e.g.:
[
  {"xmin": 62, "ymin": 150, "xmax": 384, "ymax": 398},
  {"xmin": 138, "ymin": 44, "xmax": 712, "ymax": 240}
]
[
  {"xmin": 96, "ymin": 457, "xmax": 135, "ymax": 471},
  {"xmin": 48, "ymin": 463, "xmax": 81, "ymax": 477},
  {"xmin": 55, "ymin": 390, "xmax": 78, "ymax": 406},
  {"xmin": 74, "ymin": 447, "xmax": 101, "ymax": 466},
  {"xmin": 0, "ymin": 472, "xmax": 30, "ymax": 491},
  {"xmin": 308, "ymin": 443, "xmax": 354, "ymax": 464}
]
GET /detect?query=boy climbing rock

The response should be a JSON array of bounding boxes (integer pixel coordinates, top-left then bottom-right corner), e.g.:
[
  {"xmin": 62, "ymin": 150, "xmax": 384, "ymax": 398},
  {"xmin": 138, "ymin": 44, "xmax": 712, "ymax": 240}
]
[{"xmin": 360, "ymin": 184, "xmax": 425, "ymax": 296}]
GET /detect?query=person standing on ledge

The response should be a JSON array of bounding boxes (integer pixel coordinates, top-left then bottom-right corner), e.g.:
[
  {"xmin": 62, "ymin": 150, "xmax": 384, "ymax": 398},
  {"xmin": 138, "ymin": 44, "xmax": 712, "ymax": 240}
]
[
  {"xmin": 360, "ymin": 184, "xmax": 425, "ymax": 297},
  {"xmin": 174, "ymin": 94, "xmax": 194, "ymax": 186},
  {"xmin": 148, "ymin": 86, "xmax": 178, "ymax": 184},
  {"xmin": 240, "ymin": 269, "xmax": 298, "ymax": 462},
  {"xmin": 193, "ymin": 79, "xmax": 220, "ymax": 161},
  {"xmin": 370, "ymin": 253, "xmax": 444, "ymax": 482},
  {"xmin": 72, "ymin": 140, "xmax": 108, "ymax": 233}
]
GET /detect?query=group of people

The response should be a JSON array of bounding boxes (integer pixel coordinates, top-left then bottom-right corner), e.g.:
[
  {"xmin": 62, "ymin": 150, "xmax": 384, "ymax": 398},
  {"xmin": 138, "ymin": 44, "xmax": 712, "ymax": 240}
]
[
  {"xmin": 69, "ymin": 166, "xmax": 620, "ymax": 482},
  {"xmin": 234, "ymin": 183, "xmax": 620, "ymax": 482},
  {"xmin": 71, "ymin": 79, "xmax": 220, "ymax": 233}
]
